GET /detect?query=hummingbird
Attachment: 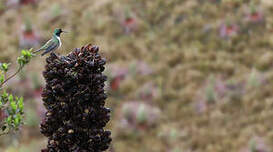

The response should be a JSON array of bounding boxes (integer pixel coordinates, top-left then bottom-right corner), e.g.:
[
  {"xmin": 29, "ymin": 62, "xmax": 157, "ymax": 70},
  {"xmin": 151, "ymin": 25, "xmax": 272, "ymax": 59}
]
[{"xmin": 34, "ymin": 28, "xmax": 67, "ymax": 56}]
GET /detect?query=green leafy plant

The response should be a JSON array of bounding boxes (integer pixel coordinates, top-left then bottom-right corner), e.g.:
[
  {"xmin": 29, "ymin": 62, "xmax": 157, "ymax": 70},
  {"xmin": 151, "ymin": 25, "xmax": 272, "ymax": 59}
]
[{"xmin": 0, "ymin": 48, "xmax": 34, "ymax": 136}]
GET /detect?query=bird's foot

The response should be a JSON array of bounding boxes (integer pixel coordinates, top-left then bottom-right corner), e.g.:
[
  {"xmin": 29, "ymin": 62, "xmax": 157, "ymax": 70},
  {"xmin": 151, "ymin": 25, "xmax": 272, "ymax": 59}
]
[
  {"xmin": 60, "ymin": 56, "xmax": 71, "ymax": 63},
  {"xmin": 50, "ymin": 52, "xmax": 58, "ymax": 58}
]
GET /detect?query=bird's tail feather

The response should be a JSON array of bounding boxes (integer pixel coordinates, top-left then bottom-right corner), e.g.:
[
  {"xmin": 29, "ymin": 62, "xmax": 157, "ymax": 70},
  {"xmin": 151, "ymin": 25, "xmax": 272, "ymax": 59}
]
[
  {"xmin": 33, "ymin": 49, "xmax": 42, "ymax": 53},
  {"xmin": 41, "ymin": 51, "xmax": 48, "ymax": 56}
]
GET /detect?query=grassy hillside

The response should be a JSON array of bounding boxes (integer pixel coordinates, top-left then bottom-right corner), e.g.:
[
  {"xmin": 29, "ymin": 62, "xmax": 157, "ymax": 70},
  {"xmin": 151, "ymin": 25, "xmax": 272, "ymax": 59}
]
[{"xmin": 0, "ymin": 0, "xmax": 273, "ymax": 151}]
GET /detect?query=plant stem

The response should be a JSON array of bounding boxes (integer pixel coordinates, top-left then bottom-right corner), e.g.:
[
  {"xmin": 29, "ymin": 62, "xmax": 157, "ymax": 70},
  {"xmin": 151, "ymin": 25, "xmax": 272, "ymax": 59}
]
[{"xmin": 0, "ymin": 66, "xmax": 23, "ymax": 88}]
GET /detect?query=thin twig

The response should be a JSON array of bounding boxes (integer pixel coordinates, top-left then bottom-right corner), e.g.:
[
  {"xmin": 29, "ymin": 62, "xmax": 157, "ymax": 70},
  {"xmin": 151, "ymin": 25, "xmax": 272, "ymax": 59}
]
[{"xmin": 0, "ymin": 66, "xmax": 23, "ymax": 88}]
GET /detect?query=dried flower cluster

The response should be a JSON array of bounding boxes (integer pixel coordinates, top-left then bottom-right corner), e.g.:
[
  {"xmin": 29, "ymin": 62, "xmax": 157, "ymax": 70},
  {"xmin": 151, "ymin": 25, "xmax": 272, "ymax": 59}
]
[{"xmin": 40, "ymin": 44, "xmax": 111, "ymax": 152}]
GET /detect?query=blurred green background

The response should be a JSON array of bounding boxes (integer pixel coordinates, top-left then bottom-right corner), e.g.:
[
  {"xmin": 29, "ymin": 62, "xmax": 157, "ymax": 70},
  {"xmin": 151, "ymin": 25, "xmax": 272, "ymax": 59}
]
[{"xmin": 1, "ymin": 0, "xmax": 273, "ymax": 151}]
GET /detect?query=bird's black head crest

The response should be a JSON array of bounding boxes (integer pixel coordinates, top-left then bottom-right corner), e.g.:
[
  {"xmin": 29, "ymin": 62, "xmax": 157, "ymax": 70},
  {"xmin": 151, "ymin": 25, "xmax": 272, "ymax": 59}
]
[{"xmin": 54, "ymin": 28, "xmax": 63, "ymax": 36}]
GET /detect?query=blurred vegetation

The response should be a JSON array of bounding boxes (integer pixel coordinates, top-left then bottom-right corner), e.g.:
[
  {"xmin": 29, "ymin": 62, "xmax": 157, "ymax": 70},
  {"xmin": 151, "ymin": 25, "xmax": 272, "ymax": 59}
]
[
  {"xmin": 0, "ymin": 49, "xmax": 33, "ymax": 137},
  {"xmin": 0, "ymin": 0, "xmax": 273, "ymax": 151}
]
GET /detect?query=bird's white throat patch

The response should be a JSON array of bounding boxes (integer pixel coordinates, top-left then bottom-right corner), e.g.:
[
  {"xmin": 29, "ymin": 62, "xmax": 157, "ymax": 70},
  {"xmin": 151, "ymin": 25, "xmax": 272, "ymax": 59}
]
[{"xmin": 57, "ymin": 36, "xmax": 62, "ymax": 49}]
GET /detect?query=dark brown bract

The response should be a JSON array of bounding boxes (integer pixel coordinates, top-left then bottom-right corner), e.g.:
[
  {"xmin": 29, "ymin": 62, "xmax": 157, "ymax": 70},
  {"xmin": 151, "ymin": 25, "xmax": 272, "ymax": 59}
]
[{"xmin": 40, "ymin": 44, "xmax": 111, "ymax": 152}]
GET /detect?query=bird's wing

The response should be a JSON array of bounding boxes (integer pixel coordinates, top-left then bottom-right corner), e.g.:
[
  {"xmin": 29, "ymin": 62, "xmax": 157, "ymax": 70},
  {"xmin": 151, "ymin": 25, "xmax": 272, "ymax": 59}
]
[
  {"xmin": 34, "ymin": 39, "xmax": 54, "ymax": 53},
  {"xmin": 40, "ymin": 39, "xmax": 56, "ymax": 50},
  {"xmin": 41, "ymin": 41, "xmax": 59, "ymax": 56}
]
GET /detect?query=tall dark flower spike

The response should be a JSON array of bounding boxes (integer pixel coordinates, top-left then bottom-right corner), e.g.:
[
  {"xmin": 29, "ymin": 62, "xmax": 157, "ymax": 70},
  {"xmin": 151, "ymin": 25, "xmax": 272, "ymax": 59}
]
[{"xmin": 40, "ymin": 44, "xmax": 111, "ymax": 152}]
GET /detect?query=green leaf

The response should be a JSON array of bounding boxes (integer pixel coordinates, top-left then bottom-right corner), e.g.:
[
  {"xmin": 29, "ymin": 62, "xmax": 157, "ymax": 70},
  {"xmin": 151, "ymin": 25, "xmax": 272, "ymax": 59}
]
[
  {"xmin": 17, "ymin": 49, "xmax": 33, "ymax": 67},
  {"xmin": 14, "ymin": 114, "xmax": 21, "ymax": 127},
  {"xmin": 0, "ymin": 74, "xmax": 4, "ymax": 83},
  {"xmin": 21, "ymin": 50, "xmax": 27, "ymax": 56},
  {"xmin": 8, "ymin": 95, "xmax": 13, "ymax": 103},
  {"xmin": 2, "ymin": 90, "xmax": 8, "ymax": 99},
  {"xmin": 0, "ymin": 63, "xmax": 9, "ymax": 72},
  {"xmin": 6, "ymin": 116, "xmax": 12, "ymax": 125},
  {"xmin": 17, "ymin": 57, "xmax": 24, "ymax": 66},
  {"xmin": 14, "ymin": 117, "xmax": 19, "ymax": 127},
  {"xmin": 10, "ymin": 101, "xmax": 17, "ymax": 112},
  {"xmin": 27, "ymin": 51, "xmax": 31, "ymax": 57},
  {"xmin": 0, "ymin": 100, "xmax": 2, "ymax": 109},
  {"xmin": 1, "ymin": 91, "xmax": 8, "ymax": 104},
  {"xmin": 18, "ymin": 97, "xmax": 24, "ymax": 112}
]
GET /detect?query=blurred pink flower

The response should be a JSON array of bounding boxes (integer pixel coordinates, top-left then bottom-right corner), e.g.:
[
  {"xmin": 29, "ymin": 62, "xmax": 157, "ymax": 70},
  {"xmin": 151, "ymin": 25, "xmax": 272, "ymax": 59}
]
[
  {"xmin": 246, "ymin": 11, "xmax": 264, "ymax": 24},
  {"xmin": 118, "ymin": 101, "xmax": 161, "ymax": 132},
  {"xmin": 20, "ymin": 0, "xmax": 38, "ymax": 5},
  {"xmin": 137, "ymin": 61, "xmax": 153, "ymax": 76},
  {"xmin": 195, "ymin": 100, "xmax": 207, "ymax": 114},
  {"xmin": 241, "ymin": 137, "xmax": 270, "ymax": 152},
  {"xmin": 129, "ymin": 61, "xmax": 153, "ymax": 76},
  {"xmin": 6, "ymin": 0, "xmax": 39, "ymax": 8},
  {"xmin": 219, "ymin": 23, "xmax": 239, "ymax": 38},
  {"xmin": 137, "ymin": 82, "xmax": 160, "ymax": 101},
  {"xmin": 214, "ymin": 78, "xmax": 226, "ymax": 98},
  {"xmin": 19, "ymin": 23, "xmax": 40, "ymax": 49},
  {"xmin": 122, "ymin": 16, "xmax": 138, "ymax": 34},
  {"xmin": 110, "ymin": 77, "xmax": 123, "ymax": 91},
  {"xmin": 108, "ymin": 64, "xmax": 128, "ymax": 91},
  {"xmin": 6, "ymin": 0, "xmax": 19, "ymax": 8},
  {"xmin": 195, "ymin": 75, "xmax": 246, "ymax": 113}
]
